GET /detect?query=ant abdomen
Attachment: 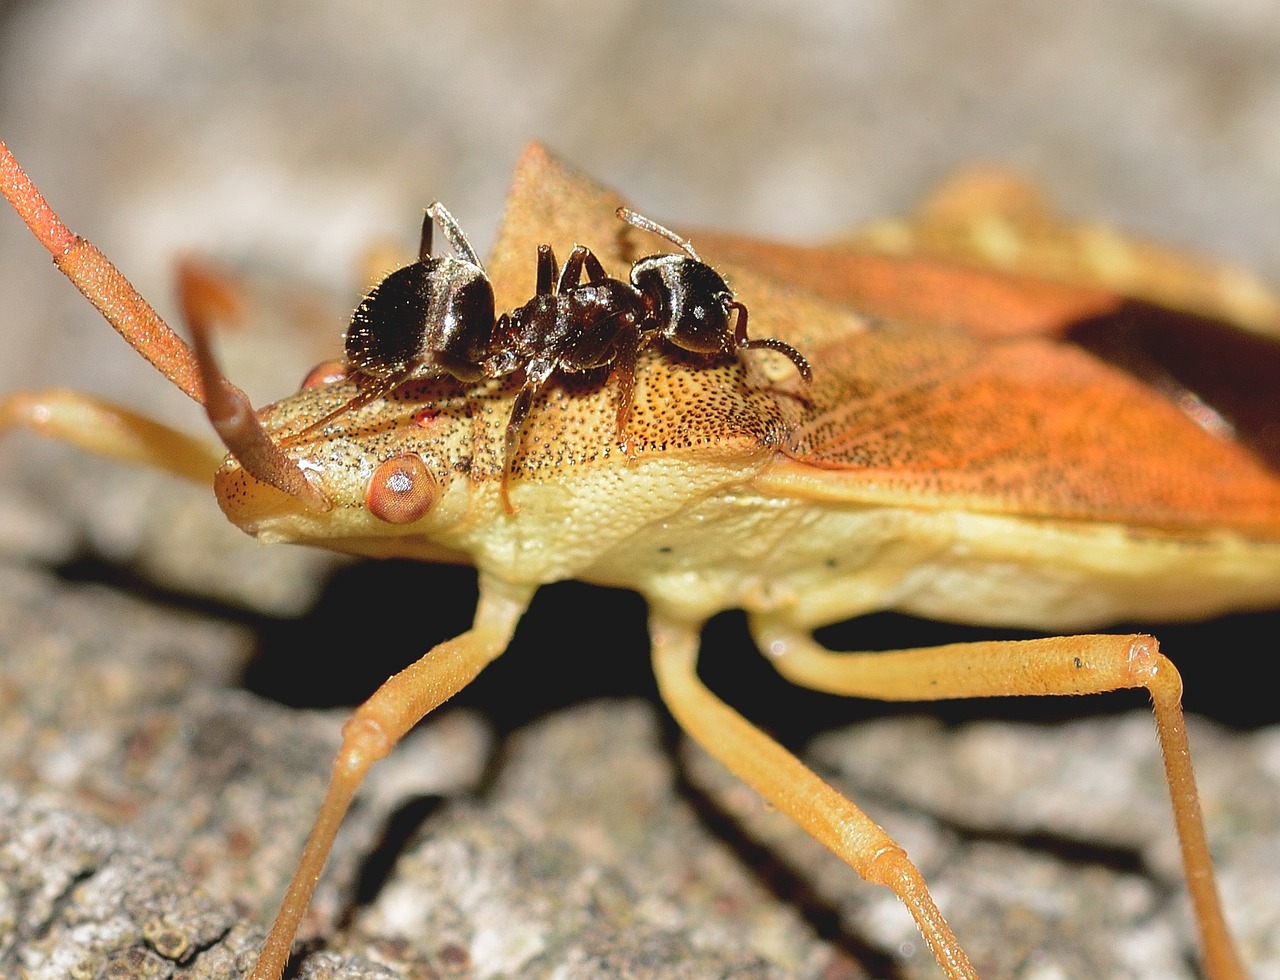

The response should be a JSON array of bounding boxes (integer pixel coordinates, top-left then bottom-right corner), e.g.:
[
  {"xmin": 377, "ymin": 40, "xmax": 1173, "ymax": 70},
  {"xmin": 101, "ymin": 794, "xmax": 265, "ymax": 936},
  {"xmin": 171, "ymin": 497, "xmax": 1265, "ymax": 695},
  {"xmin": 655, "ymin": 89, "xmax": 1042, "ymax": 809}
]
[
  {"xmin": 345, "ymin": 254, "xmax": 495, "ymax": 385},
  {"xmin": 288, "ymin": 202, "xmax": 498, "ymax": 441}
]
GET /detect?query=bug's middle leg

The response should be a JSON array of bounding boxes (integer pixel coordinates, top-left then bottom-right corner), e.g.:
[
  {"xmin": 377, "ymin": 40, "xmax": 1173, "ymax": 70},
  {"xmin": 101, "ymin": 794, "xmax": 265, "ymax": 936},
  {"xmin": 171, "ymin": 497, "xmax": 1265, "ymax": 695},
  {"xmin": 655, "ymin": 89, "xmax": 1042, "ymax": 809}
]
[
  {"xmin": 649, "ymin": 616, "xmax": 978, "ymax": 980},
  {"xmin": 749, "ymin": 619, "xmax": 1245, "ymax": 980}
]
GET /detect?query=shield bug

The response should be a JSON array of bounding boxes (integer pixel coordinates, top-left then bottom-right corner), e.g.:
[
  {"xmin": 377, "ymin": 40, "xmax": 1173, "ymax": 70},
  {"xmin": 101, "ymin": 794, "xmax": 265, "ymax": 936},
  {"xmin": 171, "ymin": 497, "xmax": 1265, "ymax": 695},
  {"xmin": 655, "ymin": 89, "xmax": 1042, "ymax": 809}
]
[{"xmin": 1, "ymin": 140, "xmax": 1273, "ymax": 980}]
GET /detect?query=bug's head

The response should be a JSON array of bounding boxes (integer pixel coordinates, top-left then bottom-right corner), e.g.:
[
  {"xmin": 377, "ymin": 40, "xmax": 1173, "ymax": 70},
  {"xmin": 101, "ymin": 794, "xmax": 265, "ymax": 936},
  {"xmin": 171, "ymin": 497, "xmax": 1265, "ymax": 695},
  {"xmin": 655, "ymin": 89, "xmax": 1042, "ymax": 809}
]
[
  {"xmin": 210, "ymin": 362, "xmax": 484, "ymax": 562},
  {"xmin": 172, "ymin": 262, "xmax": 480, "ymax": 558}
]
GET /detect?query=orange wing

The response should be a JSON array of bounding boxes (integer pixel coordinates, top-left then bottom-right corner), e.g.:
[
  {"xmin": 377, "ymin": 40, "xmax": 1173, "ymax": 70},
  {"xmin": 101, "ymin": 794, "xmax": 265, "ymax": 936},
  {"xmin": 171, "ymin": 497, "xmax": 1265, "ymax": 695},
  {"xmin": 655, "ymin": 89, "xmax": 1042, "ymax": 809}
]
[
  {"xmin": 488, "ymin": 147, "xmax": 1280, "ymax": 539},
  {"xmin": 694, "ymin": 232, "xmax": 1121, "ymax": 341},
  {"xmin": 778, "ymin": 326, "xmax": 1280, "ymax": 538}
]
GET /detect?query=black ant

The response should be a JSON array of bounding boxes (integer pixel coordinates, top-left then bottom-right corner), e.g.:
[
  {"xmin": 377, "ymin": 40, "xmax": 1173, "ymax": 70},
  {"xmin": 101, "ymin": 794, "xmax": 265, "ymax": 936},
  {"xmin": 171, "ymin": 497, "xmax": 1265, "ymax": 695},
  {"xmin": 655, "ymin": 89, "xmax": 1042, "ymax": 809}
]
[
  {"xmin": 487, "ymin": 209, "xmax": 811, "ymax": 501},
  {"xmin": 299, "ymin": 205, "xmax": 811, "ymax": 512}
]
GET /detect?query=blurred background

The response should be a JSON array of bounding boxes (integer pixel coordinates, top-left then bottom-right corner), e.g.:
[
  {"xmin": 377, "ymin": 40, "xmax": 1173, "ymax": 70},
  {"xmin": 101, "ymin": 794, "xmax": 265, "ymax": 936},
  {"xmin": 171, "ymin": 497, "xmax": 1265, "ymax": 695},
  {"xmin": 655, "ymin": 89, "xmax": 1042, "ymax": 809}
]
[
  {"xmin": 1, "ymin": 2, "xmax": 1278, "ymax": 976},
  {"xmin": 2, "ymin": 0, "xmax": 1278, "ymax": 407}
]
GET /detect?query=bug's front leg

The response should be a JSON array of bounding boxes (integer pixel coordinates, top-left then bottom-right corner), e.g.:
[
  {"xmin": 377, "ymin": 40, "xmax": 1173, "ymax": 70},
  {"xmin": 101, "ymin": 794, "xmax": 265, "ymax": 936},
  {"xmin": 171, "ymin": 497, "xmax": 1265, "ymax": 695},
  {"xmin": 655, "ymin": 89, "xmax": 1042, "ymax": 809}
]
[
  {"xmin": 648, "ymin": 616, "xmax": 979, "ymax": 980},
  {"xmin": 248, "ymin": 577, "xmax": 533, "ymax": 980},
  {"xmin": 0, "ymin": 389, "xmax": 226, "ymax": 482},
  {"xmin": 749, "ymin": 619, "xmax": 1246, "ymax": 980}
]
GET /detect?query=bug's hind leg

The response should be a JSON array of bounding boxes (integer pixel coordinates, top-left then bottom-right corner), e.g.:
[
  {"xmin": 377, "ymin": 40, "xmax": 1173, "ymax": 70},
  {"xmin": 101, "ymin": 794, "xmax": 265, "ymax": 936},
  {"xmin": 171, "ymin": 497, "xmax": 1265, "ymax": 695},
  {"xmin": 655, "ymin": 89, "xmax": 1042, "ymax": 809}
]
[
  {"xmin": 749, "ymin": 618, "xmax": 1246, "ymax": 980},
  {"xmin": 649, "ymin": 616, "xmax": 978, "ymax": 980}
]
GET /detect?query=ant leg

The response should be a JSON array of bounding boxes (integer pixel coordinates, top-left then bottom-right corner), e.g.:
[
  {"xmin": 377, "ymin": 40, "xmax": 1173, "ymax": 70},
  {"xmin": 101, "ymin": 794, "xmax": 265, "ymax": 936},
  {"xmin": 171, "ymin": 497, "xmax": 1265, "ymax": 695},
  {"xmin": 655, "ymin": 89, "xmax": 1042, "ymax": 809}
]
[
  {"xmin": 483, "ymin": 314, "xmax": 522, "ymax": 380},
  {"xmin": 499, "ymin": 362, "xmax": 553, "ymax": 513},
  {"xmin": 557, "ymin": 244, "xmax": 611, "ymax": 292},
  {"xmin": 650, "ymin": 617, "xmax": 977, "ymax": 980},
  {"xmin": 582, "ymin": 247, "xmax": 609, "ymax": 284},
  {"xmin": 610, "ymin": 326, "xmax": 646, "ymax": 457},
  {"xmin": 557, "ymin": 244, "xmax": 590, "ymax": 291},
  {"xmin": 535, "ymin": 244, "xmax": 558, "ymax": 296},
  {"xmin": 248, "ymin": 578, "xmax": 532, "ymax": 980},
  {"xmin": 279, "ymin": 378, "xmax": 398, "ymax": 446},
  {"xmin": 730, "ymin": 301, "xmax": 813, "ymax": 382},
  {"xmin": 557, "ymin": 245, "xmax": 612, "ymax": 294},
  {"xmin": 750, "ymin": 619, "xmax": 1246, "ymax": 980},
  {"xmin": 616, "ymin": 206, "xmax": 703, "ymax": 263},
  {"xmin": 425, "ymin": 202, "xmax": 483, "ymax": 267}
]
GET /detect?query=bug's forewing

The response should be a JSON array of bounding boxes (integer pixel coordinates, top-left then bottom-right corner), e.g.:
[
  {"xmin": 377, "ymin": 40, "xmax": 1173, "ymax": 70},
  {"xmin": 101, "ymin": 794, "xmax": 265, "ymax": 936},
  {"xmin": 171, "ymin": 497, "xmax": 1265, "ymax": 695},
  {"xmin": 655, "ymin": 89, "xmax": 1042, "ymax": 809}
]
[
  {"xmin": 486, "ymin": 146, "xmax": 1280, "ymax": 539},
  {"xmin": 698, "ymin": 232, "xmax": 1280, "ymax": 477},
  {"xmin": 775, "ymin": 325, "xmax": 1280, "ymax": 538},
  {"xmin": 698, "ymin": 167, "xmax": 1280, "ymax": 341},
  {"xmin": 850, "ymin": 166, "xmax": 1280, "ymax": 338},
  {"xmin": 693, "ymin": 231, "xmax": 1123, "ymax": 341}
]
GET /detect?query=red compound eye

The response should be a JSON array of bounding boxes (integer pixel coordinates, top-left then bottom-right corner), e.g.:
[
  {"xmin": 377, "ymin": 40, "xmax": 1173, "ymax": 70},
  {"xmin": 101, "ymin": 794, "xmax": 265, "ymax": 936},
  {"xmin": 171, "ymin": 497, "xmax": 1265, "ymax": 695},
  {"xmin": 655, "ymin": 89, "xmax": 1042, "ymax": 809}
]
[
  {"xmin": 300, "ymin": 359, "xmax": 349, "ymax": 391},
  {"xmin": 366, "ymin": 453, "xmax": 437, "ymax": 524}
]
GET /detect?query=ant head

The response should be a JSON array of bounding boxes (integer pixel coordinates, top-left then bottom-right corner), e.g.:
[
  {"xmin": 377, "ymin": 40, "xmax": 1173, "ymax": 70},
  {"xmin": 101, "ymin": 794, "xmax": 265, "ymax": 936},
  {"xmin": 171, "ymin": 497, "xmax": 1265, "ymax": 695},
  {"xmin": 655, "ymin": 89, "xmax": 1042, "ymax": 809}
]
[{"xmin": 629, "ymin": 253, "xmax": 734, "ymax": 355}]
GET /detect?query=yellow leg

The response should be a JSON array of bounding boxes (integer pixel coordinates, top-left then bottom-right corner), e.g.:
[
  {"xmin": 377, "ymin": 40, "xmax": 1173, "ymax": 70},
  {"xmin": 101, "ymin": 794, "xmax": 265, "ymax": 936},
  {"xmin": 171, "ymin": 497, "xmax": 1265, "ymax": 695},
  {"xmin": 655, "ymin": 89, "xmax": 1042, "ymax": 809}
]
[
  {"xmin": 751, "ymin": 618, "xmax": 1245, "ymax": 980},
  {"xmin": 650, "ymin": 617, "xmax": 978, "ymax": 980},
  {"xmin": 0, "ymin": 388, "xmax": 224, "ymax": 483},
  {"xmin": 247, "ymin": 578, "xmax": 533, "ymax": 980}
]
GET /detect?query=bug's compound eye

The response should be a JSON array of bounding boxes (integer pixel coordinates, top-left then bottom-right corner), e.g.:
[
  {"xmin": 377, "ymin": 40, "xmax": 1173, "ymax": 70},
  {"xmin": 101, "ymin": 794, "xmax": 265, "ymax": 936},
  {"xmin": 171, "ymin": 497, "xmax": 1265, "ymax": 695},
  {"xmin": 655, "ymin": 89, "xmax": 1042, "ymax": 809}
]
[
  {"xmin": 300, "ymin": 359, "xmax": 349, "ymax": 391},
  {"xmin": 366, "ymin": 453, "xmax": 437, "ymax": 524}
]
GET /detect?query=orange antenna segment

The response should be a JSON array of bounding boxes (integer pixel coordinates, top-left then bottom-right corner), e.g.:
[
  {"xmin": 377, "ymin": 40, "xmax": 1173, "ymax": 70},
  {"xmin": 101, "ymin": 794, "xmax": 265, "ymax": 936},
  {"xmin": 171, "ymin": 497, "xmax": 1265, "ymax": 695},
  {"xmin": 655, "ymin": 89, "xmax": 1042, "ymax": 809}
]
[{"xmin": 0, "ymin": 140, "xmax": 206, "ymax": 404}]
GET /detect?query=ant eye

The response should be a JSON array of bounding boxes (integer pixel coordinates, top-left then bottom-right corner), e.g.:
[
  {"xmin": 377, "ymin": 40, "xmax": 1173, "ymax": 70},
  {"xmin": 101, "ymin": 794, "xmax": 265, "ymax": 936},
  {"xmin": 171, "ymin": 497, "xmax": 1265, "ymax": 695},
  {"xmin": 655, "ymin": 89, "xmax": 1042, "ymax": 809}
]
[
  {"xmin": 366, "ymin": 453, "xmax": 437, "ymax": 524},
  {"xmin": 300, "ymin": 360, "xmax": 349, "ymax": 391}
]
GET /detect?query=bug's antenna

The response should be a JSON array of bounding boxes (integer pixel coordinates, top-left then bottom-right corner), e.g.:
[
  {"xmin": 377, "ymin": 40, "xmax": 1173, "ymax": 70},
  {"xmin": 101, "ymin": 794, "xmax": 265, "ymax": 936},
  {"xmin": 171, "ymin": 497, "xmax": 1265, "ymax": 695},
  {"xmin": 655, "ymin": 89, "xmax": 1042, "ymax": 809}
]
[
  {"xmin": 617, "ymin": 207, "xmax": 703, "ymax": 263},
  {"xmin": 177, "ymin": 263, "xmax": 332, "ymax": 513},
  {"xmin": 0, "ymin": 140, "xmax": 207, "ymax": 403}
]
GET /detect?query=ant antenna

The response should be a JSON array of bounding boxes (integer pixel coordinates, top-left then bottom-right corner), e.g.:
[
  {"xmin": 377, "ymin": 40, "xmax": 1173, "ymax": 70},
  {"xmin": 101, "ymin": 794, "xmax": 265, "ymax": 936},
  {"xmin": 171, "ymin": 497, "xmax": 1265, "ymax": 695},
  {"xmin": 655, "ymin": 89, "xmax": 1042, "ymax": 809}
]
[
  {"xmin": 425, "ymin": 202, "xmax": 483, "ymax": 267},
  {"xmin": 616, "ymin": 207, "xmax": 703, "ymax": 263}
]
